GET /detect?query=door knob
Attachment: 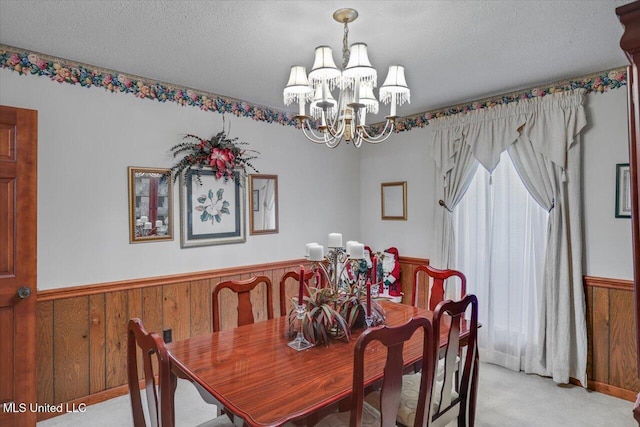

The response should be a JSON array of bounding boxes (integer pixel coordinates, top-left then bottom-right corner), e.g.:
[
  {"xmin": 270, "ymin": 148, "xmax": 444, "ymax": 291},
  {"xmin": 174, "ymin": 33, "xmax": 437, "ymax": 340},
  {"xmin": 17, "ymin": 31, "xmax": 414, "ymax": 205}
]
[{"xmin": 17, "ymin": 286, "xmax": 32, "ymax": 299}]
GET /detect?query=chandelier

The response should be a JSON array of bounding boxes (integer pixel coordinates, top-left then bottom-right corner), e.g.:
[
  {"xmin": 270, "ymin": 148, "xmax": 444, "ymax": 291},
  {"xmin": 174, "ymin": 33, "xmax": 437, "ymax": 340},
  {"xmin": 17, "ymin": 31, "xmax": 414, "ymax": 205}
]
[{"xmin": 283, "ymin": 8, "xmax": 410, "ymax": 148}]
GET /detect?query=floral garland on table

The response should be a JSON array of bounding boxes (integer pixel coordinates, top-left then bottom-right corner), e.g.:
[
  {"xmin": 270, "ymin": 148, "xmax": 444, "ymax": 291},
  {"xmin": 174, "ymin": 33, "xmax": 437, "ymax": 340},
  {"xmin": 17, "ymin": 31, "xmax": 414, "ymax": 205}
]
[{"xmin": 170, "ymin": 127, "xmax": 259, "ymax": 184}]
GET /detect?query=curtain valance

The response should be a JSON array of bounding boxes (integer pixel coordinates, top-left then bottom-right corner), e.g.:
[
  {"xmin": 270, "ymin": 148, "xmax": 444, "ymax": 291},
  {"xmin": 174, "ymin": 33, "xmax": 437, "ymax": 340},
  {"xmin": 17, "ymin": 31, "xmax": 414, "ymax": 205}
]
[{"xmin": 429, "ymin": 89, "xmax": 587, "ymax": 174}]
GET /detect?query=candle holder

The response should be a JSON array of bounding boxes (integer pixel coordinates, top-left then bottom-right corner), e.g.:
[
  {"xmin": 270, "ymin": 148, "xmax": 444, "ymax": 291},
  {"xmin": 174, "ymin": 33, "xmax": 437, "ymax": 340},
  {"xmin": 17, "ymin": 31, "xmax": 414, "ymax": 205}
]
[
  {"xmin": 364, "ymin": 313, "xmax": 375, "ymax": 329},
  {"xmin": 288, "ymin": 303, "xmax": 313, "ymax": 351},
  {"xmin": 312, "ymin": 249, "xmax": 363, "ymax": 293}
]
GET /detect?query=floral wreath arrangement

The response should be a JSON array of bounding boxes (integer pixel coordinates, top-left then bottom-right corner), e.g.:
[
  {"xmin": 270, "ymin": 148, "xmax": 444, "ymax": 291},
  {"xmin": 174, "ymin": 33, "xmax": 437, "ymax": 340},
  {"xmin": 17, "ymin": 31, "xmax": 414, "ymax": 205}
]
[{"xmin": 170, "ymin": 123, "xmax": 259, "ymax": 184}]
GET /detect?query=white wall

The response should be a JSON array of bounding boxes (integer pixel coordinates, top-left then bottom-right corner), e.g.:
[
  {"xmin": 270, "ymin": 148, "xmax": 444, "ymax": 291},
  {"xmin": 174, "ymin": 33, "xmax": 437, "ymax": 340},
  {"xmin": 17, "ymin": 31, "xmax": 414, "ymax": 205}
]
[
  {"xmin": 358, "ymin": 126, "xmax": 437, "ymax": 257},
  {"xmin": 1, "ymin": 69, "xmax": 633, "ymax": 288},
  {"xmin": 0, "ymin": 69, "xmax": 361, "ymax": 289},
  {"xmin": 583, "ymin": 88, "xmax": 633, "ymax": 280},
  {"xmin": 359, "ymin": 89, "xmax": 634, "ymax": 280}
]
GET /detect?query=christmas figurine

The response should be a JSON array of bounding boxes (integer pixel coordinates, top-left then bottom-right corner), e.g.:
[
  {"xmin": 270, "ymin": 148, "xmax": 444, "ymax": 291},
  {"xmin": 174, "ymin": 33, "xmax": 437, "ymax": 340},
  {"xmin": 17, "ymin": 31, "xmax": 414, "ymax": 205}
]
[{"xmin": 381, "ymin": 247, "xmax": 402, "ymax": 302}]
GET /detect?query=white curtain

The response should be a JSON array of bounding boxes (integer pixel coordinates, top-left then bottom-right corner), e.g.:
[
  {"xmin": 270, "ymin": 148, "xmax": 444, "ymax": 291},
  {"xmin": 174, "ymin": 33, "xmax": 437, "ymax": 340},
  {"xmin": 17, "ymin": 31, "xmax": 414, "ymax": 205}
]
[
  {"xmin": 455, "ymin": 151, "xmax": 548, "ymax": 373},
  {"xmin": 508, "ymin": 134, "xmax": 587, "ymax": 384},
  {"xmin": 428, "ymin": 89, "xmax": 588, "ymax": 385},
  {"xmin": 430, "ymin": 121, "xmax": 479, "ymax": 269}
]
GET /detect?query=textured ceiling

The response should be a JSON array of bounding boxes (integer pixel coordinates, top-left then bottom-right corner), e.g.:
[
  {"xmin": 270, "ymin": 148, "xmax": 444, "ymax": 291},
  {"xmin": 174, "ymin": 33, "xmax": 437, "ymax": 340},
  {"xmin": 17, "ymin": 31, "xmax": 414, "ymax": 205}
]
[{"xmin": 0, "ymin": 0, "xmax": 631, "ymax": 121}]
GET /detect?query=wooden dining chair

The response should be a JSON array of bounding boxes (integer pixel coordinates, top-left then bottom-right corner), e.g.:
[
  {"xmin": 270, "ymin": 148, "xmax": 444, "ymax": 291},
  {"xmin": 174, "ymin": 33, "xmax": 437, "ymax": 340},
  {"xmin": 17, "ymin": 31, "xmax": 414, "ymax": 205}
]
[
  {"xmin": 279, "ymin": 269, "xmax": 316, "ymax": 316},
  {"xmin": 128, "ymin": 319, "xmax": 236, "ymax": 427},
  {"xmin": 413, "ymin": 264, "xmax": 467, "ymax": 310},
  {"xmin": 395, "ymin": 294, "xmax": 479, "ymax": 427},
  {"xmin": 316, "ymin": 317, "xmax": 436, "ymax": 427},
  {"xmin": 212, "ymin": 275, "xmax": 273, "ymax": 332},
  {"xmin": 127, "ymin": 318, "xmax": 176, "ymax": 427}
]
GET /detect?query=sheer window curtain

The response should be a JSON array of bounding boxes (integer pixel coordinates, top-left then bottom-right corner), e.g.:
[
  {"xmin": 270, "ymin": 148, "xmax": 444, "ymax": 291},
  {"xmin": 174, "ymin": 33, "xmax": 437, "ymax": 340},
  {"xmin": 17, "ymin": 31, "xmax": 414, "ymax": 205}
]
[{"xmin": 454, "ymin": 151, "xmax": 548, "ymax": 372}]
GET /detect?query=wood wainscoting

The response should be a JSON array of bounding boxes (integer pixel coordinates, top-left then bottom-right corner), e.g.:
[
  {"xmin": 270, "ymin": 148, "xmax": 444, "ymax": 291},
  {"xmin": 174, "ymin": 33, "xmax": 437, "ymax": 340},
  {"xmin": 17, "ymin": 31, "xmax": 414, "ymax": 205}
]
[
  {"xmin": 35, "ymin": 256, "xmax": 428, "ymax": 420},
  {"xmin": 584, "ymin": 275, "xmax": 639, "ymax": 401},
  {"xmin": 397, "ymin": 256, "xmax": 430, "ymax": 306}
]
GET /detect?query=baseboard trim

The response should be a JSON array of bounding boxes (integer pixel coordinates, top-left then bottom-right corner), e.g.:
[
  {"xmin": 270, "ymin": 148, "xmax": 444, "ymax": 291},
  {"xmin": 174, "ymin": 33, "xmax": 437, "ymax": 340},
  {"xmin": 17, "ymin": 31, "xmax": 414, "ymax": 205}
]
[{"xmin": 570, "ymin": 377, "xmax": 637, "ymax": 402}]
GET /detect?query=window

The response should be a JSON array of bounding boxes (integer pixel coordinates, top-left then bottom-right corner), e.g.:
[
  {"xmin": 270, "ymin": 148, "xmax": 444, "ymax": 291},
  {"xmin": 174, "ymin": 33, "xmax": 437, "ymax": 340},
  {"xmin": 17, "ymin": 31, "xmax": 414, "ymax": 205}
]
[{"xmin": 454, "ymin": 150, "xmax": 548, "ymax": 371}]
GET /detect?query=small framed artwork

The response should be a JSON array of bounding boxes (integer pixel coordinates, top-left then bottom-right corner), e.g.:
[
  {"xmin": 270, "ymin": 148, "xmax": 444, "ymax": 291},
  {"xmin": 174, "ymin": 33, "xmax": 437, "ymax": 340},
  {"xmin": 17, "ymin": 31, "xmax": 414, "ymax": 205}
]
[
  {"xmin": 381, "ymin": 181, "xmax": 407, "ymax": 220},
  {"xmin": 179, "ymin": 168, "xmax": 246, "ymax": 247},
  {"xmin": 249, "ymin": 174, "xmax": 279, "ymax": 235},
  {"xmin": 616, "ymin": 163, "xmax": 632, "ymax": 218},
  {"xmin": 253, "ymin": 190, "xmax": 260, "ymax": 212}
]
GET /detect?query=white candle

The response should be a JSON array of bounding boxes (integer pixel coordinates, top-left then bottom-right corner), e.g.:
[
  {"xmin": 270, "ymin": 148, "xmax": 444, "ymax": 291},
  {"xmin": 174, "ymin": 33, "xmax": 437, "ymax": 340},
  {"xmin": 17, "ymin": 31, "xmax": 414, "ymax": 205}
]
[
  {"xmin": 328, "ymin": 233, "xmax": 342, "ymax": 248},
  {"xmin": 351, "ymin": 243, "xmax": 365, "ymax": 260},
  {"xmin": 345, "ymin": 241, "xmax": 356, "ymax": 257},
  {"xmin": 143, "ymin": 222, "xmax": 152, "ymax": 230},
  {"xmin": 308, "ymin": 245, "xmax": 325, "ymax": 261},
  {"xmin": 140, "ymin": 216, "xmax": 148, "ymax": 223},
  {"xmin": 155, "ymin": 220, "xmax": 163, "ymax": 228},
  {"xmin": 135, "ymin": 219, "xmax": 142, "ymax": 227},
  {"xmin": 305, "ymin": 242, "xmax": 319, "ymax": 257},
  {"xmin": 390, "ymin": 92, "xmax": 397, "ymax": 117}
]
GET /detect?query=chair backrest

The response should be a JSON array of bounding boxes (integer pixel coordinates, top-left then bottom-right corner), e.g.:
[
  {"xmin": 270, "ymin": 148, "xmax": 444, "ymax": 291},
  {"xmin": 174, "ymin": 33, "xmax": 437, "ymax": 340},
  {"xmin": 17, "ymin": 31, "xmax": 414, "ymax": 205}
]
[
  {"xmin": 212, "ymin": 275, "xmax": 273, "ymax": 332},
  {"xmin": 279, "ymin": 269, "xmax": 316, "ymax": 316},
  {"xmin": 431, "ymin": 294, "xmax": 479, "ymax": 427},
  {"xmin": 413, "ymin": 265, "xmax": 467, "ymax": 310},
  {"xmin": 127, "ymin": 318, "xmax": 175, "ymax": 427},
  {"xmin": 351, "ymin": 317, "xmax": 436, "ymax": 427}
]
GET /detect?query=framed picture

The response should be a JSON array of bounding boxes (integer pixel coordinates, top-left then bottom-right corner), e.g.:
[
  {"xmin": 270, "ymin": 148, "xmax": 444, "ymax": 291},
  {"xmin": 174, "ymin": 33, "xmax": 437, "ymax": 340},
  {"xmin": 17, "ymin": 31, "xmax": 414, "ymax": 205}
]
[
  {"xmin": 253, "ymin": 189, "xmax": 260, "ymax": 212},
  {"xmin": 249, "ymin": 174, "xmax": 279, "ymax": 235},
  {"xmin": 381, "ymin": 181, "xmax": 407, "ymax": 220},
  {"xmin": 128, "ymin": 167, "xmax": 173, "ymax": 244},
  {"xmin": 616, "ymin": 163, "xmax": 632, "ymax": 218},
  {"xmin": 179, "ymin": 168, "xmax": 246, "ymax": 247}
]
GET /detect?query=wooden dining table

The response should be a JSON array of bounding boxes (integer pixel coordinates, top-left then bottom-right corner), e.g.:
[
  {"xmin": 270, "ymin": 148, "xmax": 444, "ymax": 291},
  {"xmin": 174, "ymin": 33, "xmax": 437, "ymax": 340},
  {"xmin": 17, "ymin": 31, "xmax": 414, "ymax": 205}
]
[{"xmin": 167, "ymin": 300, "xmax": 471, "ymax": 427}]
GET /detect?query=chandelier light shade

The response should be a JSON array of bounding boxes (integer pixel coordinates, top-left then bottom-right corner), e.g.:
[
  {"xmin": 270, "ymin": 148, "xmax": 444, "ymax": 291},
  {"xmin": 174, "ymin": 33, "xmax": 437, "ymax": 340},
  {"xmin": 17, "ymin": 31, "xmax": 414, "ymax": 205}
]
[
  {"xmin": 283, "ymin": 8, "xmax": 411, "ymax": 148},
  {"xmin": 343, "ymin": 43, "xmax": 377, "ymax": 85},
  {"xmin": 309, "ymin": 46, "xmax": 341, "ymax": 88},
  {"xmin": 283, "ymin": 66, "xmax": 313, "ymax": 115},
  {"xmin": 380, "ymin": 65, "xmax": 410, "ymax": 117}
]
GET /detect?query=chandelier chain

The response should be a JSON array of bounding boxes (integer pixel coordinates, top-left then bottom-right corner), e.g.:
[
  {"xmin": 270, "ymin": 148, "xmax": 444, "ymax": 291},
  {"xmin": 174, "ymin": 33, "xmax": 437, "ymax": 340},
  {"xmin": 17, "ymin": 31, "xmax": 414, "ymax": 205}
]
[{"xmin": 342, "ymin": 22, "xmax": 350, "ymax": 69}]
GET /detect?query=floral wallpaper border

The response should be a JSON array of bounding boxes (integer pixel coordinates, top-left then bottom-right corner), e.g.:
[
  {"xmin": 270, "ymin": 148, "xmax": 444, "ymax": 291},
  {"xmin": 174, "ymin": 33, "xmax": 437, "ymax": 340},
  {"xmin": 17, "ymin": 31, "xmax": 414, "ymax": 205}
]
[{"xmin": 0, "ymin": 44, "xmax": 628, "ymax": 135}]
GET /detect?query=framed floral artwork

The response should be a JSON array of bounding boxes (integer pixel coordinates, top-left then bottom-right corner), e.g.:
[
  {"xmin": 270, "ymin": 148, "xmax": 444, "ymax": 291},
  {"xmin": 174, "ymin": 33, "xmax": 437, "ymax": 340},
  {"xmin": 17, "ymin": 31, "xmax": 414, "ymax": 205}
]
[{"xmin": 179, "ymin": 168, "xmax": 246, "ymax": 247}]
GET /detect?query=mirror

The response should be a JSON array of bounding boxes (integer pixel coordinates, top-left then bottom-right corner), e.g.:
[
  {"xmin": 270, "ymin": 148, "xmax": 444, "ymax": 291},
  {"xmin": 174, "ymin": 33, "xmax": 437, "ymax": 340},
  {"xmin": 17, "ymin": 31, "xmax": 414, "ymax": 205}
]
[
  {"xmin": 128, "ymin": 167, "xmax": 173, "ymax": 243},
  {"xmin": 381, "ymin": 181, "xmax": 407, "ymax": 220},
  {"xmin": 249, "ymin": 174, "xmax": 279, "ymax": 235}
]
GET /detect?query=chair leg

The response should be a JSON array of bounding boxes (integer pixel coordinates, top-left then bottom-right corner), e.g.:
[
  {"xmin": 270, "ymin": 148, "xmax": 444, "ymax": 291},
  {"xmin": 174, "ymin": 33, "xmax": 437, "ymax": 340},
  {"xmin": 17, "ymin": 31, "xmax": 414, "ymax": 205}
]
[{"xmin": 170, "ymin": 373, "xmax": 178, "ymax": 427}]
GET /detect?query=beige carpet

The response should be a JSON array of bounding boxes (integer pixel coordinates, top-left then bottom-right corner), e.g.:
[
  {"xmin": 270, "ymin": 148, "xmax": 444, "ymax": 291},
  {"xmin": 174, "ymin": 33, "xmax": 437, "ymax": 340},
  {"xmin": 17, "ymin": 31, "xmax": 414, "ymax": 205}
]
[{"xmin": 37, "ymin": 362, "xmax": 635, "ymax": 427}]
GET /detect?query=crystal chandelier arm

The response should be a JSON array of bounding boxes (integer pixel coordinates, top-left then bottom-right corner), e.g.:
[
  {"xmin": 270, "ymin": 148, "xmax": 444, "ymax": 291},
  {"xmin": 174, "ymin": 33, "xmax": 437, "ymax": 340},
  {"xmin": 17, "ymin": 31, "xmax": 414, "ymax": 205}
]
[
  {"xmin": 323, "ymin": 115, "xmax": 346, "ymax": 141},
  {"xmin": 300, "ymin": 119, "xmax": 332, "ymax": 144},
  {"xmin": 357, "ymin": 118, "xmax": 396, "ymax": 144},
  {"xmin": 300, "ymin": 119, "xmax": 343, "ymax": 148},
  {"xmin": 322, "ymin": 88, "xmax": 348, "ymax": 140}
]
